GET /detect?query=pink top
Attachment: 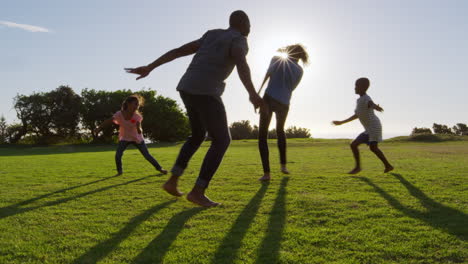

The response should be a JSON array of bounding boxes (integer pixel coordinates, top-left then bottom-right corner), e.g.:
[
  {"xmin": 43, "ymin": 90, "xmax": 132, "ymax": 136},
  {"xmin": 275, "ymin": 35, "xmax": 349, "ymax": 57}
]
[{"xmin": 113, "ymin": 111, "xmax": 144, "ymax": 143}]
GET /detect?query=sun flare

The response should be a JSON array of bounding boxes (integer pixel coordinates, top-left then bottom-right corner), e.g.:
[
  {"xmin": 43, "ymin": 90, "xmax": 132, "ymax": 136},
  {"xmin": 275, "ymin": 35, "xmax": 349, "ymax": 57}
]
[{"xmin": 276, "ymin": 50, "xmax": 289, "ymax": 60}]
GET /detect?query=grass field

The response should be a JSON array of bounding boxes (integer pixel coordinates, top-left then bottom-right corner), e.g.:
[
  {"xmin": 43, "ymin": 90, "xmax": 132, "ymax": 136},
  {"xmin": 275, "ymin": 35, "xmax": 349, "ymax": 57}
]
[{"xmin": 0, "ymin": 139, "xmax": 467, "ymax": 263}]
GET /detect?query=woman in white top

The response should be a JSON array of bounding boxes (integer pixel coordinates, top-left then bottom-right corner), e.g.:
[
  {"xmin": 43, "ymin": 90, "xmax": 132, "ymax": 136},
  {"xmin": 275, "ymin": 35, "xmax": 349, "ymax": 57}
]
[{"xmin": 333, "ymin": 77, "xmax": 394, "ymax": 174}]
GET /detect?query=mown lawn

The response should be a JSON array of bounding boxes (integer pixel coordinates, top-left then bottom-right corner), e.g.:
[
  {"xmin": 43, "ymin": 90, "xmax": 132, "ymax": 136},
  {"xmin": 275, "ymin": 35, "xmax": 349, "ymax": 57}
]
[{"xmin": 0, "ymin": 139, "xmax": 467, "ymax": 263}]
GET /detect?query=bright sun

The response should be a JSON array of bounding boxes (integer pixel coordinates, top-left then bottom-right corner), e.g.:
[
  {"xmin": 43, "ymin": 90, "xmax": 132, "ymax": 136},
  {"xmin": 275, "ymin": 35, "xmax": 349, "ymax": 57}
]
[{"xmin": 276, "ymin": 51, "xmax": 289, "ymax": 60}]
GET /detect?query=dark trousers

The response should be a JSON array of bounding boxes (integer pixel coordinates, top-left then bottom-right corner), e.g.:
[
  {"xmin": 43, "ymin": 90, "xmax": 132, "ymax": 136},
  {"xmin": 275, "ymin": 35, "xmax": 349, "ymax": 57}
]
[
  {"xmin": 115, "ymin": 140, "xmax": 162, "ymax": 173},
  {"xmin": 171, "ymin": 91, "xmax": 231, "ymax": 188},
  {"xmin": 258, "ymin": 94, "xmax": 289, "ymax": 173}
]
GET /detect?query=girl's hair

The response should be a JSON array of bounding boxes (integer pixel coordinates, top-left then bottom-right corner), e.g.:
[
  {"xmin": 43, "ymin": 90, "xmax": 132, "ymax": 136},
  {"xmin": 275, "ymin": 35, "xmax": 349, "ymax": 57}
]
[
  {"xmin": 121, "ymin": 94, "xmax": 144, "ymax": 113},
  {"xmin": 278, "ymin": 44, "xmax": 309, "ymax": 66}
]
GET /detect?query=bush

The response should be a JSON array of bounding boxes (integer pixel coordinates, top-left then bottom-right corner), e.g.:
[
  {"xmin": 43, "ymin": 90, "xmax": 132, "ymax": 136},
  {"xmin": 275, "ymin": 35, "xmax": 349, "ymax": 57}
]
[
  {"xmin": 411, "ymin": 127, "xmax": 432, "ymax": 135},
  {"xmin": 230, "ymin": 120, "xmax": 254, "ymax": 140},
  {"xmin": 268, "ymin": 128, "xmax": 277, "ymax": 139},
  {"xmin": 286, "ymin": 126, "xmax": 311, "ymax": 138},
  {"xmin": 408, "ymin": 133, "xmax": 465, "ymax": 142},
  {"xmin": 409, "ymin": 134, "xmax": 443, "ymax": 142},
  {"xmin": 229, "ymin": 122, "xmax": 312, "ymax": 140}
]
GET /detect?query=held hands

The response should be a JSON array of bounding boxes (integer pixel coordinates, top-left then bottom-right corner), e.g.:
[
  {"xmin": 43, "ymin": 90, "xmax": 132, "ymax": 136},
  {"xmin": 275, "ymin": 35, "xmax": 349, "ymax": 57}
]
[
  {"xmin": 124, "ymin": 65, "xmax": 153, "ymax": 80},
  {"xmin": 250, "ymin": 93, "xmax": 267, "ymax": 113},
  {"xmin": 254, "ymin": 104, "xmax": 270, "ymax": 114}
]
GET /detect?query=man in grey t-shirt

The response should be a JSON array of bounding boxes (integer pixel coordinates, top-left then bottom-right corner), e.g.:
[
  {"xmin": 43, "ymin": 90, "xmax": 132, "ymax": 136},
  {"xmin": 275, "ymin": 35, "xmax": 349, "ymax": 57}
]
[{"xmin": 125, "ymin": 10, "xmax": 264, "ymax": 207}]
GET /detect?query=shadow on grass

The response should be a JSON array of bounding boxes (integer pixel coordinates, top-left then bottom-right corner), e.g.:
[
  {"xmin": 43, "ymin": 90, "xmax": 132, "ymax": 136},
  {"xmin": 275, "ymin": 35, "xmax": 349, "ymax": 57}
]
[
  {"xmin": 2, "ymin": 174, "xmax": 122, "ymax": 209},
  {"xmin": 356, "ymin": 173, "xmax": 468, "ymax": 241},
  {"xmin": 255, "ymin": 177, "xmax": 289, "ymax": 264},
  {"xmin": 211, "ymin": 182, "xmax": 270, "ymax": 264},
  {"xmin": 0, "ymin": 174, "xmax": 156, "ymax": 220},
  {"xmin": 0, "ymin": 142, "xmax": 181, "ymax": 157},
  {"xmin": 130, "ymin": 207, "xmax": 204, "ymax": 264},
  {"xmin": 72, "ymin": 200, "xmax": 175, "ymax": 264}
]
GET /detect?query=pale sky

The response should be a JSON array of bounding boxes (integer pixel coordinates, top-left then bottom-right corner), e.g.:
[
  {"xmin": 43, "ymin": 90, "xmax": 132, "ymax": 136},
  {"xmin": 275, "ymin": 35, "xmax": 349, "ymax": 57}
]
[{"xmin": 1, "ymin": 0, "xmax": 467, "ymax": 138}]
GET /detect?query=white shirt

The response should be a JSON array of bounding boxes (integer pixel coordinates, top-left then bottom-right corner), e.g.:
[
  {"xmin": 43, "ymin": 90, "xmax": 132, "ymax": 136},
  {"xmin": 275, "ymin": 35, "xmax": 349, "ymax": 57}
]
[{"xmin": 355, "ymin": 94, "xmax": 382, "ymax": 142}]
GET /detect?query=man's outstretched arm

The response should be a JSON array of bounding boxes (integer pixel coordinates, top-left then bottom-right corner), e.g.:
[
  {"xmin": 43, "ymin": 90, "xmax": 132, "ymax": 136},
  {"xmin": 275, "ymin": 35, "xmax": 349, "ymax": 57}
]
[{"xmin": 125, "ymin": 40, "xmax": 200, "ymax": 80}]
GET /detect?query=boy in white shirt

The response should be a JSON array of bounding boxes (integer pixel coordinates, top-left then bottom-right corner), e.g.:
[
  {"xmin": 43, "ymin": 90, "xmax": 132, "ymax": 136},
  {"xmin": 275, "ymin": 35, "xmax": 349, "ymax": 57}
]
[{"xmin": 333, "ymin": 77, "xmax": 394, "ymax": 174}]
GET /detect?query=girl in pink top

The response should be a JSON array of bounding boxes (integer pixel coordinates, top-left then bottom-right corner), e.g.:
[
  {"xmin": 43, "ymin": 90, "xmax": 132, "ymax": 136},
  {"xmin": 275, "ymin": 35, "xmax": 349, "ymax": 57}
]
[{"xmin": 95, "ymin": 95, "xmax": 167, "ymax": 175}]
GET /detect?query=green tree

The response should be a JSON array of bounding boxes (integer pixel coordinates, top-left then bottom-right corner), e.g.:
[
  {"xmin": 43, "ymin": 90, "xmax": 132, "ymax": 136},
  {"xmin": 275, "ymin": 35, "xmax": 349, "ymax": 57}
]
[
  {"xmin": 5, "ymin": 123, "xmax": 25, "ymax": 144},
  {"xmin": 0, "ymin": 115, "xmax": 7, "ymax": 143},
  {"xmin": 251, "ymin": 125, "xmax": 259, "ymax": 139},
  {"xmin": 14, "ymin": 92, "xmax": 51, "ymax": 143},
  {"xmin": 139, "ymin": 91, "xmax": 190, "ymax": 142},
  {"xmin": 80, "ymin": 89, "xmax": 127, "ymax": 142},
  {"xmin": 411, "ymin": 127, "xmax": 432, "ymax": 135},
  {"xmin": 80, "ymin": 88, "xmax": 189, "ymax": 143},
  {"xmin": 48, "ymin": 86, "xmax": 82, "ymax": 137},
  {"xmin": 268, "ymin": 128, "xmax": 278, "ymax": 139},
  {"xmin": 452, "ymin": 123, "xmax": 468, "ymax": 136},
  {"xmin": 14, "ymin": 86, "xmax": 82, "ymax": 144},
  {"xmin": 285, "ymin": 126, "xmax": 311, "ymax": 138},
  {"xmin": 433, "ymin": 123, "xmax": 453, "ymax": 134},
  {"xmin": 230, "ymin": 120, "xmax": 254, "ymax": 139}
]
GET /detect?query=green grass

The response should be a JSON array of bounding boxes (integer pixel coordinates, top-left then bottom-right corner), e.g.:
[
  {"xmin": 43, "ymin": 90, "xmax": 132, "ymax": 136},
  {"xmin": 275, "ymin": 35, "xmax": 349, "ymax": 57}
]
[
  {"xmin": 0, "ymin": 139, "xmax": 467, "ymax": 263},
  {"xmin": 388, "ymin": 134, "xmax": 468, "ymax": 142}
]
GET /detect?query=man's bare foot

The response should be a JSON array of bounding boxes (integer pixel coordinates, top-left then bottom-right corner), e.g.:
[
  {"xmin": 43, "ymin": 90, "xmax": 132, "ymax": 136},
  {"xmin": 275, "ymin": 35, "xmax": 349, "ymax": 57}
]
[
  {"xmin": 162, "ymin": 176, "xmax": 183, "ymax": 197},
  {"xmin": 281, "ymin": 167, "xmax": 290, "ymax": 174},
  {"xmin": 115, "ymin": 172, "xmax": 123, "ymax": 176},
  {"xmin": 348, "ymin": 168, "xmax": 362, "ymax": 174},
  {"xmin": 384, "ymin": 165, "xmax": 394, "ymax": 173},
  {"xmin": 158, "ymin": 168, "xmax": 168, "ymax": 175},
  {"xmin": 187, "ymin": 191, "xmax": 220, "ymax": 207}
]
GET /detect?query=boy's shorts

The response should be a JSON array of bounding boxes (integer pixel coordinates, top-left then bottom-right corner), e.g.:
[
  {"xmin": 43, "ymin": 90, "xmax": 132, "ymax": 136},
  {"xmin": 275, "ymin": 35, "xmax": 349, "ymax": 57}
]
[{"xmin": 355, "ymin": 132, "xmax": 378, "ymax": 145}]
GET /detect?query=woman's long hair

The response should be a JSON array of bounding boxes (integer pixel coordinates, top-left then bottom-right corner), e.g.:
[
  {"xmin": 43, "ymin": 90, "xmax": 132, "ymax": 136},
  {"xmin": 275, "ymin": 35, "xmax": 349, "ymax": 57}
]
[{"xmin": 278, "ymin": 44, "xmax": 309, "ymax": 66}]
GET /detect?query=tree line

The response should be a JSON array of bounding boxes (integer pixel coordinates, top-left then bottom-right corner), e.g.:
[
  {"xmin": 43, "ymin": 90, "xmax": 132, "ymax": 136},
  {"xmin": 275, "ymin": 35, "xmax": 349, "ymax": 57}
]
[
  {"xmin": 229, "ymin": 120, "xmax": 311, "ymax": 140},
  {"xmin": 412, "ymin": 123, "xmax": 468, "ymax": 136},
  {"xmin": 0, "ymin": 86, "xmax": 190, "ymax": 144},
  {"xmin": 0, "ymin": 86, "xmax": 312, "ymax": 144}
]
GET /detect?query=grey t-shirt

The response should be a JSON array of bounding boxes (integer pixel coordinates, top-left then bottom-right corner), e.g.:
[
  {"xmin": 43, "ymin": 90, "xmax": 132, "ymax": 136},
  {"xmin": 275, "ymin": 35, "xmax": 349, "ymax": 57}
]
[{"xmin": 176, "ymin": 28, "xmax": 249, "ymax": 97}]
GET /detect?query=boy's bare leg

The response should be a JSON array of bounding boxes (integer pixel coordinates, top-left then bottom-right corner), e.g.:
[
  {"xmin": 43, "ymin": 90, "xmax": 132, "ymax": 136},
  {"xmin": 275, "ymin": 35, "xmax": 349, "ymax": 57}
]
[
  {"xmin": 187, "ymin": 185, "xmax": 220, "ymax": 207},
  {"xmin": 163, "ymin": 174, "xmax": 183, "ymax": 197},
  {"xmin": 349, "ymin": 138, "xmax": 364, "ymax": 174},
  {"xmin": 369, "ymin": 142, "xmax": 394, "ymax": 173}
]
